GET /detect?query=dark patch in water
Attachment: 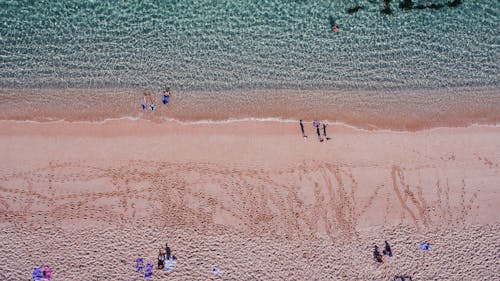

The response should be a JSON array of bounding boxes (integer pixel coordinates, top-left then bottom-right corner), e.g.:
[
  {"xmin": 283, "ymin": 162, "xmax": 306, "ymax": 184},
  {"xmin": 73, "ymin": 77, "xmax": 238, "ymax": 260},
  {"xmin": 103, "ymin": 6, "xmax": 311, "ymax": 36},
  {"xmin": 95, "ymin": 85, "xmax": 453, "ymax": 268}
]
[
  {"xmin": 329, "ymin": 15, "xmax": 338, "ymax": 27},
  {"xmin": 381, "ymin": 0, "xmax": 393, "ymax": 16},
  {"xmin": 399, "ymin": 0, "xmax": 463, "ymax": 12},
  {"xmin": 448, "ymin": 0, "xmax": 463, "ymax": 8},
  {"xmin": 399, "ymin": 0, "xmax": 413, "ymax": 10},
  {"xmin": 346, "ymin": 6, "xmax": 364, "ymax": 15}
]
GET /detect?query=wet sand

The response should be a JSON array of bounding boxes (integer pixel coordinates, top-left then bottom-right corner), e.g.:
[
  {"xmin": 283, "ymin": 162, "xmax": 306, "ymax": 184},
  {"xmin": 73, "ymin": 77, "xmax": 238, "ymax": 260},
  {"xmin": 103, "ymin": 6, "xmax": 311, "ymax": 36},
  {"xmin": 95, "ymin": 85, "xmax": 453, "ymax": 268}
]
[
  {"xmin": 1, "ymin": 87, "xmax": 499, "ymax": 130},
  {"xmin": 0, "ymin": 120, "xmax": 499, "ymax": 280}
]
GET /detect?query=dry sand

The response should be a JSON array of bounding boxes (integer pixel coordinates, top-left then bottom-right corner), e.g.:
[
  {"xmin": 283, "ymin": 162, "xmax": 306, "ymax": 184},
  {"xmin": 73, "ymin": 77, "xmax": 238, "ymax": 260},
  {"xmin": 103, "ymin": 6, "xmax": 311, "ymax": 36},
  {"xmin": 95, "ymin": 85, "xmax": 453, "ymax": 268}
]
[{"xmin": 0, "ymin": 119, "xmax": 499, "ymax": 280}]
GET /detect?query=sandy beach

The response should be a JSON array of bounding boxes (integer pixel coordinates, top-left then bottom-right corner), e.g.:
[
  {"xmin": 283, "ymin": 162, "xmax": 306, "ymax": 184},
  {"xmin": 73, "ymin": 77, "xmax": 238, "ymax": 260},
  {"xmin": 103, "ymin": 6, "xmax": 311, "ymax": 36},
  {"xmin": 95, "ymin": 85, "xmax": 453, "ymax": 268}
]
[
  {"xmin": 2, "ymin": 1, "xmax": 499, "ymax": 280},
  {"xmin": 0, "ymin": 119, "xmax": 499, "ymax": 280}
]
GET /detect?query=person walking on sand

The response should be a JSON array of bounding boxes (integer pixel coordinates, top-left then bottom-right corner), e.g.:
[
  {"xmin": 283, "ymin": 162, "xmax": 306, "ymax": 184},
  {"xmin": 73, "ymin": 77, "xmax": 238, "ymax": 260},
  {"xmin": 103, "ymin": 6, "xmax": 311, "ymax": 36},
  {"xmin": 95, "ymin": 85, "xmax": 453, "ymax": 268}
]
[
  {"xmin": 299, "ymin": 120, "xmax": 307, "ymax": 139},
  {"xmin": 313, "ymin": 120, "xmax": 323, "ymax": 142},
  {"xmin": 322, "ymin": 122, "xmax": 331, "ymax": 141}
]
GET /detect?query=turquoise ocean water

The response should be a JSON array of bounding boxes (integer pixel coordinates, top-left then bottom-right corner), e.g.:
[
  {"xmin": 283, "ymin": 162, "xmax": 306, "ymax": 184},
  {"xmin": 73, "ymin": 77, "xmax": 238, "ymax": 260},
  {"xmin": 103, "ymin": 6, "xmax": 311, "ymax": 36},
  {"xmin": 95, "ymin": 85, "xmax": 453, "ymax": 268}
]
[{"xmin": 0, "ymin": 0, "xmax": 499, "ymax": 128}]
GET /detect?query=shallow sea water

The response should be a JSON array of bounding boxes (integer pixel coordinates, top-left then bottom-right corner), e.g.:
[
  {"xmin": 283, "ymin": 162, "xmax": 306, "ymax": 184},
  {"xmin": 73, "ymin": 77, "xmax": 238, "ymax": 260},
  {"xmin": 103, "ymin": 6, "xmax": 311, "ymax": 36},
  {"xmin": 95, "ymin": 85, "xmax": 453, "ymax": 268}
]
[{"xmin": 0, "ymin": 0, "xmax": 499, "ymax": 127}]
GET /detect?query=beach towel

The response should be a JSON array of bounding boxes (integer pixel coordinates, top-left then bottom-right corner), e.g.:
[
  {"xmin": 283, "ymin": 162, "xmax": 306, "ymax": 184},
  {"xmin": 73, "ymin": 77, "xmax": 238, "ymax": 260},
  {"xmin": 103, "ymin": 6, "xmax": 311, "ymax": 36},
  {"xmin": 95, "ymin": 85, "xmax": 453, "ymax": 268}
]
[
  {"xmin": 32, "ymin": 266, "xmax": 43, "ymax": 281},
  {"xmin": 419, "ymin": 242, "xmax": 431, "ymax": 251},
  {"xmin": 135, "ymin": 258, "xmax": 144, "ymax": 273},
  {"xmin": 164, "ymin": 257, "xmax": 177, "ymax": 271},
  {"xmin": 42, "ymin": 265, "xmax": 51, "ymax": 280},
  {"xmin": 144, "ymin": 262, "xmax": 153, "ymax": 278}
]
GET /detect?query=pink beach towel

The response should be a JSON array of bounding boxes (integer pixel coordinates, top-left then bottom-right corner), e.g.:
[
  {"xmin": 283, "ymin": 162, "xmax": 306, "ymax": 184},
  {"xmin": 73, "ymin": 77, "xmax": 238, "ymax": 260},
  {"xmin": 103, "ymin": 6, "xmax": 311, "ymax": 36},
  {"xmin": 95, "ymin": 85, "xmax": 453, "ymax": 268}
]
[{"xmin": 43, "ymin": 266, "xmax": 51, "ymax": 280}]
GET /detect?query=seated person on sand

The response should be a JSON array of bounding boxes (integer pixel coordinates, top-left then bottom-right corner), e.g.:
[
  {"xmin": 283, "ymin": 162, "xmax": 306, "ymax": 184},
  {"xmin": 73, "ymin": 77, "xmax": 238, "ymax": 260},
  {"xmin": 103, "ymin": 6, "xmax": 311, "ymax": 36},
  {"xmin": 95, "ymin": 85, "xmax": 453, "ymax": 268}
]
[
  {"xmin": 383, "ymin": 241, "xmax": 393, "ymax": 257},
  {"xmin": 373, "ymin": 245, "xmax": 383, "ymax": 263},
  {"xmin": 158, "ymin": 249, "xmax": 165, "ymax": 269}
]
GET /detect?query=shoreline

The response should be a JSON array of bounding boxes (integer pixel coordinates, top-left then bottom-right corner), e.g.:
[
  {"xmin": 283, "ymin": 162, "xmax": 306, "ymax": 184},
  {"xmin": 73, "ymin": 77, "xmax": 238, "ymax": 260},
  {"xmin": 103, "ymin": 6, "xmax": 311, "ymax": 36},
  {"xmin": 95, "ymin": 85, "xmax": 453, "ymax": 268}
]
[
  {"xmin": 1, "ymin": 86, "xmax": 499, "ymax": 131},
  {"xmin": 1, "ymin": 115, "xmax": 500, "ymax": 134}
]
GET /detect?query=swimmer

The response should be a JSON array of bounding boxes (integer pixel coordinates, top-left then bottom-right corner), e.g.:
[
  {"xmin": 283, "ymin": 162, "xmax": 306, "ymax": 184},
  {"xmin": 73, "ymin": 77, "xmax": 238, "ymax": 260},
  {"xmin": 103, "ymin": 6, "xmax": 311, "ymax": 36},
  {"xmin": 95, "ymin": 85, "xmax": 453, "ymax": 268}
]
[{"xmin": 329, "ymin": 15, "xmax": 340, "ymax": 31}]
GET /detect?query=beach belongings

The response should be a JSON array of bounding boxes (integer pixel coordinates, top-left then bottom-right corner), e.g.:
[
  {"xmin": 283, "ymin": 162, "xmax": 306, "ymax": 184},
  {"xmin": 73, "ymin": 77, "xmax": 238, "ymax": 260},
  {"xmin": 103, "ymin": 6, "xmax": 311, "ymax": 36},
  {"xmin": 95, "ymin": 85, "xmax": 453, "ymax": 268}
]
[
  {"xmin": 164, "ymin": 256, "xmax": 177, "ymax": 271},
  {"xmin": 32, "ymin": 266, "xmax": 43, "ymax": 281},
  {"xmin": 211, "ymin": 266, "xmax": 223, "ymax": 275},
  {"xmin": 144, "ymin": 262, "xmax": 153, "ymax": 278},
  {"xmin": 135, "ymin": 258, "xmax": 145, "ymax": 272},
  {"xmin": 419, "ymin": 241, "xmax": 431, "ymax": 251},
  {"xmin": 42, "ymin": 265, "xmax": 51, "ymax": 280}
]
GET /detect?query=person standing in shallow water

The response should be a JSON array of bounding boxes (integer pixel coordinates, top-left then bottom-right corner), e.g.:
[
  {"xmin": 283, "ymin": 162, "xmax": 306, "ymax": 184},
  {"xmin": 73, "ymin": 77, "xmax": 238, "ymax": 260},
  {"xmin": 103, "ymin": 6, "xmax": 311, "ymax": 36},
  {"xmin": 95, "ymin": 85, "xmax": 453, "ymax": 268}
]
[
  {"xmin": 162, "ymin": 86, "xmax": 171, "ymax": 106},
  {"xmin": 141, "ymin": 92, "xmax": 156, "ymax": 111},
  {"xmin": 299, "ymin": 120, "xmax": 307, "ymax": 139}
]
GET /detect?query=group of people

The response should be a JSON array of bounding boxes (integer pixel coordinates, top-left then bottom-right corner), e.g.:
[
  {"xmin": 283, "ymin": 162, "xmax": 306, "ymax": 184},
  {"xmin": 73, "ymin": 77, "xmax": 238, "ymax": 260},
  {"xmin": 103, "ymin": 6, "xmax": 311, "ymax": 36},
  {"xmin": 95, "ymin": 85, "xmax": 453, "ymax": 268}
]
[
  {"xmin": 373, "ymin": 241, "xmax": 393, "ymax": 263},
  {"xmin": 32, "ymin": 265, "xmax": 51, "ymax": 281},
  {"xmin": 141, "ymin": 86, "xmax": 171, "ymax": 111},
  {"xmin": 134, "ymin": 242, "xmax": 177, "ymax": 279},
  {"xmin": 158, "ymin": 243, "xmax": 177, "ymax": 270},
  {"xmin": 300, "ymin": 120, "xmax": 331, "ymax": 142}
]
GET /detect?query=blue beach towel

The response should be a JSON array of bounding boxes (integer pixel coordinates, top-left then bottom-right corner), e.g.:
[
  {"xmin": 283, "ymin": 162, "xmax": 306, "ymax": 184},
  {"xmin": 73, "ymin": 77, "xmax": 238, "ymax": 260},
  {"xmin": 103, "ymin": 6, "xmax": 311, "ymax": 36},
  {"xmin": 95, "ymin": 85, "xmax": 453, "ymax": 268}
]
[
  {"xmin": 144, "ymin": 262, "xmax": 153, "ymax": 278},
  {"xmin": 32, "ymin": 266, "xmax": 43, "ymax": 281},
  {"xmin": 419, "ymin": 242, "xmax": 431, "ymax": 251},
  {"xmin": 135, "ymin": 258, "xmax": 144, "ymax": 272}
]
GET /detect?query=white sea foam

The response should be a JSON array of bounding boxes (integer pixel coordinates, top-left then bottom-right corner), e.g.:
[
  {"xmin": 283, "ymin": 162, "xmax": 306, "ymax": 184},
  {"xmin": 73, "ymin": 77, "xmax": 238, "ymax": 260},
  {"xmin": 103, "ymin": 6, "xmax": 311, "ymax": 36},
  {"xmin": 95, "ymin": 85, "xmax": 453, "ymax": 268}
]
[{"xmin": 3, "ymin": 116, "xmax": 499, "ymax": 133}]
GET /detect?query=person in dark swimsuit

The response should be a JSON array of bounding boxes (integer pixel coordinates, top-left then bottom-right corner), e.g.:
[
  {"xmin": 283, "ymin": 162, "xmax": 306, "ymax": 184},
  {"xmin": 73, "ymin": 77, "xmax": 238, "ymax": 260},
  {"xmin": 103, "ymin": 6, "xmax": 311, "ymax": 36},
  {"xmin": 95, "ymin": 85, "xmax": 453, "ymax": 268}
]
[
  {"xmin": 374, "ymin": 245, "xmax": 383, "ymax": 263},
  {"xmin": 299, "ymin": 120, "xmax": 307, "ymax": 139},
  {"xmin": 313, "ymin": 120, "xmax": 323, "ymax": 142},
  {"xmin": 165, "ymin": 243, "xmax": 171, "ymax": 260},
  {"xmin": 322, "ymin": 122, "xmax": 331, "ymax": 141},
  {"xmin": 384, "ymin": 241, "xmax": 393, "ymax": 257},
  {"xmin": 158, "ymin": 250, "xmax": 165, "ymax": 269}
]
